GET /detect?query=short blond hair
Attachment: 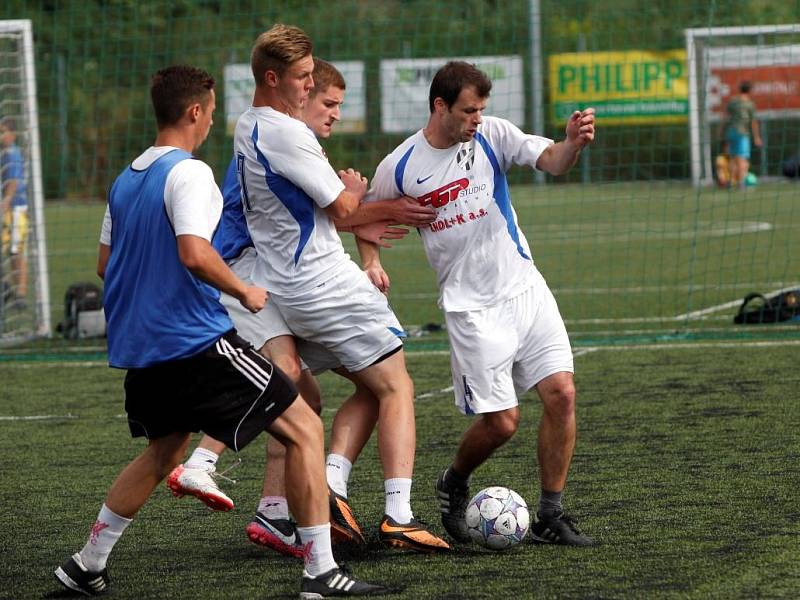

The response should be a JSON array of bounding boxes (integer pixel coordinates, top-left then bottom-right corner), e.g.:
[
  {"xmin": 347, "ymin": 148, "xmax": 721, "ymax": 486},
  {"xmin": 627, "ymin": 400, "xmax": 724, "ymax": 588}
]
[{"xmin": 251, "ymin": 24, "xmax": 313, "ymax": 84}]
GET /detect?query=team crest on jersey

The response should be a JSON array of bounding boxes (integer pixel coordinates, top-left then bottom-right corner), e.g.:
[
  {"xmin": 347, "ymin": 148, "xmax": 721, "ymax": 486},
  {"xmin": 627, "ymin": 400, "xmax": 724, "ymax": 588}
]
[{"xmin": 456, "ymin": 143, "xmax": 475, "ymax": 171}]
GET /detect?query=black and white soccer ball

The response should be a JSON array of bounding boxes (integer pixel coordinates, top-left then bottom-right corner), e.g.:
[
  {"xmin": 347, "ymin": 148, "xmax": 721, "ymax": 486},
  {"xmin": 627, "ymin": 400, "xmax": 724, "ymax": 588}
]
[{"xmin": 465, "ymin": 486, "xmax": 529, "ymax": 550}]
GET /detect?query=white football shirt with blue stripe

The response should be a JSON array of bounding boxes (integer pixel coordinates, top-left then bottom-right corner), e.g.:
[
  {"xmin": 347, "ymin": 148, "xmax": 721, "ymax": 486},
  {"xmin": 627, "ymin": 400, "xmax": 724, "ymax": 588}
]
[
  {"xmin": 233, "ymin": 106, "xmax": 348, "ymax": 296},
  {"xmin": 365, "ymin": 116, "xmax": 553, "ymax": 312}
]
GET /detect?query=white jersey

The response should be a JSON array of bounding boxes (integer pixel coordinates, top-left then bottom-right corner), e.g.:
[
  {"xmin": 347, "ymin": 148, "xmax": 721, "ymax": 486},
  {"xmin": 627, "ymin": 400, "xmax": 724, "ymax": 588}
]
[
  {"xmin": 233, "ymin": 106, "xmax": 348, "ymax": 296},
  {"xmin": 366, "ymin": 116, "xmax": 552, "ymax": 312},
  {"xmin": 100, "ymin": 146, "xmax": 222, "ymax": 245}
]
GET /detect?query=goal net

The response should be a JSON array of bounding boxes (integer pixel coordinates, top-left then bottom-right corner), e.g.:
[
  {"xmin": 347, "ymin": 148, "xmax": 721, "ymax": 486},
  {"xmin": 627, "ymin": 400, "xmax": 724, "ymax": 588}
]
[
  {"xmin": 0, "ymin": 19, "xmax": 49, "ymax": 342},
  {"xmin": 686, "ymin": 24, "xmax": 800, "ymax": 186}
]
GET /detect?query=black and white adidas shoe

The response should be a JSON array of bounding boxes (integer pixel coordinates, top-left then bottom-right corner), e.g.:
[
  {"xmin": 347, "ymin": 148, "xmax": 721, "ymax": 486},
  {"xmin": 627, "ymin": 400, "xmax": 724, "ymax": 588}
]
[
  {"xmin": 435, "ymin": 469, "xmax": 471, "ymax": 543},
  {"xmin": 300, "ymin": 566, "xmax": 390, "ymax": 598},
  {"xmin": 530, "ymin": 510, "xmax": 595, "ymax": 546},
  {"xmin": 54, "ymin": 553, "xmax": 110, "ymax": 596}
]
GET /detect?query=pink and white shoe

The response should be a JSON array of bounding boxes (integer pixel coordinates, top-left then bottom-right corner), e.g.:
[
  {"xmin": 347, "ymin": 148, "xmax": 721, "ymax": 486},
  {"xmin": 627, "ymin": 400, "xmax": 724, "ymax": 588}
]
[{"xmin": 166, "ymin": 464, "xmax": 234, "ymax": 511}]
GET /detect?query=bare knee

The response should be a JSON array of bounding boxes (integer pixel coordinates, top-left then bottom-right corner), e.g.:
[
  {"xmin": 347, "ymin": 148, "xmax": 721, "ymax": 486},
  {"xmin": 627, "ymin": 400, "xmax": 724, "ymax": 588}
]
[
  {"xmin": 272, "ymin": 400, "xmax": 324, "ymax": 451},
  {"xmin": 483, "ymin": 409, "xmax": 520, "ymax": 443},
  {"xmin": 272, "ymin": 354, "xmax": 304, "ymax": 384},
  {"xmin": 539, "ymin": 376, "xmax": 576, "ymax": 422},
  {"xmin": 293, "ymin": 411, "xmax": 324, "ymax": 455}
]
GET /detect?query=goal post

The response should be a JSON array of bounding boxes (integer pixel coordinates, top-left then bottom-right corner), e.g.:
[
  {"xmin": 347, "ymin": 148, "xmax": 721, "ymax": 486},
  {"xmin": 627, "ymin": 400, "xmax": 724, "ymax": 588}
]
[
  {"xmin": 685, "ymin": 23, "xmax": 800, "ymax": 187},
  {"xmin": 0, "ymin": 19, "xmax": 50, "ymax": 340}
]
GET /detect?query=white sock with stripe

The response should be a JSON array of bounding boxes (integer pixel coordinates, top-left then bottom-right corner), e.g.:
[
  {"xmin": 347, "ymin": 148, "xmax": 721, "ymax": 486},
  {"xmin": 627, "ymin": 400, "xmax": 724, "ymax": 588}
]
[
  {"xmin": 79, "ymin": 504, "xmax": 132, "ymax": 572},
  {"xmin": 258, "ymin": 495, "xmax": 290, "ymax": 519},
  {"xmin": 185, "ymin": 447, "xmax": 219, "ymax": 471},
  {"xmin": 297, "ymin": 523, "xmax": 337, "ymax": 577},
  {"xmin": 384, "ymin": 477, "xmax": 413, "ymax": 523},
  {"xmin": 325, "ymin": 453, "xmax": 352, "ymax": 498}
]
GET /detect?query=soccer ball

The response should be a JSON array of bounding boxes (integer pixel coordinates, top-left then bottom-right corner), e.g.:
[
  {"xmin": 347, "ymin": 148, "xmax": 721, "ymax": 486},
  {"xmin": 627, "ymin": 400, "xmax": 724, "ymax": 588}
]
[{"xmin": 465, "ymin": 486, "xmax": 530, "ymax": 550}]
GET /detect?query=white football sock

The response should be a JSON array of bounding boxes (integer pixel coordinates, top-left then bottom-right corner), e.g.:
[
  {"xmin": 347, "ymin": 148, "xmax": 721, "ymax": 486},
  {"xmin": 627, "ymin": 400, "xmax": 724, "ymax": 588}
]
[
  {"xmin": 297, "ymin": 523, "xmax": 337, "ymax": 577},
  {"xmin": 184, "ymin": 447, "xmax": 219, "ymax": 471},
  {"xmin": 78, "ymin": 504, "xmax": 132, "ymax": 572},
  {"xmin": 325, "ymin": 453, "xmax": 352, "ymax": 498},
  {"xmin": 384, "ymin": 477, "xmax": 413, "ymax": 523},
  {"xmin": 258, "ymin": 495, "xmax": 290, "ymax": 519}
]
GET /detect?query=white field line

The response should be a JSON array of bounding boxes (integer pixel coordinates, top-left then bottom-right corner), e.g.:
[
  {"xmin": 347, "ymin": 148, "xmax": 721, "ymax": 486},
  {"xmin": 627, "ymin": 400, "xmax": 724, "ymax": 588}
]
[
  {"xmin": 5, "ymin": 339, "xmax": 800, "ymax": 422},
  {"xmin": 675, "ymin": 284, "xmax": 800, "ymax": 320},
  {"xmin": 361, "ymin": 220, "xmax": 775, "ymax": 251},
  {"xmin": 2, "ymin": 361, "xmax": 108, "ymax": 368},
  {"xmin": 6, "ymin": 345, "xmax": 106, "ymax": 354},
  {"xmin": 570, "ymin": 324, "xmax": 800, "ymax": 337},
  {"xmin": 0, "ymin": 414, "xmax": 79, "ymax": 421},
  {"xmin": 393, "ymin": 281, "xmax": 798, "ymax": 300}
]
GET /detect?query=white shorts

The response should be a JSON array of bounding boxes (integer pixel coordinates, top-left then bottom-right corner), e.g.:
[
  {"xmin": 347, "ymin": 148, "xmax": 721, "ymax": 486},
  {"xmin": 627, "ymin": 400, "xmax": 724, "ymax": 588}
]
[
  {"xmin": 220, "ymin": 247, "xmax": 340, "ymax": 373},
  {"xmin": 271, "ymin": 260, "xmax": 405, "ymax": 373},
  {"xmin": 220, "ymin": 247, "xmax": 292, "ymax": 348},
  {"xmin": 445, "ymin": 270, "xmax": 573, "ymax": 415}
]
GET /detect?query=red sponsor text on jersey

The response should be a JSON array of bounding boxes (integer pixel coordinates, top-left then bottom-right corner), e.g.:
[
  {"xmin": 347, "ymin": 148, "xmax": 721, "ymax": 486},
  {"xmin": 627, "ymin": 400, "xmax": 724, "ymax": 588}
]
[{"xmin": 417, "ymin": 178, "xmax": 469, "ymax": 208}]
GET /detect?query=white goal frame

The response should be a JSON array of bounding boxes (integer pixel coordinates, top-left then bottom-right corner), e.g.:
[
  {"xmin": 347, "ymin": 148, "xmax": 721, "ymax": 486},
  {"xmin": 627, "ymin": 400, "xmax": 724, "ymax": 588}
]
[
  {"xmin": 685, "ymin": 23, "xmax": 800, "ymax": 187},
  {"xmin": 0, "ymin": 19, "xmax": 50, "ymax": 337}
]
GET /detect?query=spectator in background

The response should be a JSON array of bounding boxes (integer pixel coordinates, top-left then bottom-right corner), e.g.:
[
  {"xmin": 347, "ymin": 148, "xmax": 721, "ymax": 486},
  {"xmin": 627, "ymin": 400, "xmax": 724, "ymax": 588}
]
[
  {"xmin": 723, "ymin": 81, "xmax": 762, "ymax": 189},
  {"xmin": 1, "ymin": 117, "xmax": 29, "ymax": 309}
]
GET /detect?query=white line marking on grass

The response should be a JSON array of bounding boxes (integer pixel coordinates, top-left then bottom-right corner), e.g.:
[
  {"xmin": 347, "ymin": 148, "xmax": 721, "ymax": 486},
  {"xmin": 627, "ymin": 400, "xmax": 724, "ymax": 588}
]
[
  {"xmin": 675, "ymin": 285, "xmax": 800, "ymax": 320},
  {"xmin": 573, "ymin": 348, "xmax": 600, "ymax": 358},
  {"xmin": 416, "ymin": 386, "xmax": 454, "ymax": 400},
  {"xmin": 393, "ymin": 282, "xmax": 798, "ymax": 301},
  {"xmin": 409, "ymin": 339, "xmax": 800, "ymax": 356},
  {"xmin": 526, "ymin": 221, "xmax": 773, "ymax": 244},
  {"xmin": 1, "ymin": 361, "xmax": 107, "ymax": 368},
  {"xmin": 0, "ymin": 413, "xmax": 127, "ymax": 421},
  {"xmin": 575, "ymin": 340, "xmax": 800, "ymax": 352},
  {"xmin": 0, "ymin": 414, "xmax": 79, "ymax": 421}
]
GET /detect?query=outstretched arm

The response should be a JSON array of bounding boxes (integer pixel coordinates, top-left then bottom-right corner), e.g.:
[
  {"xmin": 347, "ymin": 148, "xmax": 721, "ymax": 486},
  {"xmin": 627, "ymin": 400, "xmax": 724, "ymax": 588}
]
[
  {"xmin": 350, "ymin": 220, "xmax": 410, "ymax": 248},
  {"xmin": 536, "ymin": 108, "xmax": 595, "ymax": 176},
  {"xmin": 335, "ymin": 196, "xmax": 436, "ymax": 228}
]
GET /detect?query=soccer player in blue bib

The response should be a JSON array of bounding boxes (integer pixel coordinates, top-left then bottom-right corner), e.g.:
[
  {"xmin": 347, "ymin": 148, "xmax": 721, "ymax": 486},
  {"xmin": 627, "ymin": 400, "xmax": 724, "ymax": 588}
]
[{"xmin": 54, "ymin": 65, "xmax": 386, "ymax": 597}]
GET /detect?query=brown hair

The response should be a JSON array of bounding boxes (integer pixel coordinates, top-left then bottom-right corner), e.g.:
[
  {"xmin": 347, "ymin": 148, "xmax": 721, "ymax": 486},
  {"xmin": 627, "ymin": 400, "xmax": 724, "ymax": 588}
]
[
  {"xmin": 251, "ymin": 24, "xmax": 313, "ymax": 83},
  {"xmin": 0, "ymin": 117, "xmax": 16, "ymax": 133},
  {"xmin": 310, "ymin": 58, "xmax": 346, "ymax": 97},
  {"xmin": 150, "ymin": 65, "xmax": 215, "ymax": 127},
  {"xmin": 428, "ymin": 61, "xmax": 492, "ymax": 113}
]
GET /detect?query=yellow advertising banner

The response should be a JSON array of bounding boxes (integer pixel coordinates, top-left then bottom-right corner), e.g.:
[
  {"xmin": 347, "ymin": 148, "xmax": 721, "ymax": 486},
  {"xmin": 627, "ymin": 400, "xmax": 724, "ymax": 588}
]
[{"xmin": 549, "ymin": 49, "xmax": 688, "ymax": 126}]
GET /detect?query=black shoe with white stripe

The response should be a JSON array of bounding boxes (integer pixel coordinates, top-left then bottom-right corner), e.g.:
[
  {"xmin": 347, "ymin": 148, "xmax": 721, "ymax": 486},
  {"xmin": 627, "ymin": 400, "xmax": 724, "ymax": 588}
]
[
  {"xmin": 54, "ymin": 553, "xmax": 110, "ymax": 596},
  {"xmin": 435, "ymin": 469, "xmax": 471, "ymax": 543},
  {"xmin": 300, "ymin": 566, "xmax": 390, "ymax": 598},
  {"xmin": 530, "ymin": 510, "xmax": 595, "ymax": 546}
]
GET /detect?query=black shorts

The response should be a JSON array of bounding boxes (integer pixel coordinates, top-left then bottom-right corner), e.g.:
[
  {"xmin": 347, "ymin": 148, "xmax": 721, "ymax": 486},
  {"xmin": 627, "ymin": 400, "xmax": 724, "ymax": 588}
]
[{"xmin": 124, "ymin": 330, "xmax": 297, "ymax": 452}]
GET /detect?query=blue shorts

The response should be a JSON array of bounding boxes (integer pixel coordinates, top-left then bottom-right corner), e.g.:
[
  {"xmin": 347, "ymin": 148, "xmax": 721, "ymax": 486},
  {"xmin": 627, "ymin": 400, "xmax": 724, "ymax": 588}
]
[{"xmin": 726, "ymin": 129, "xmax": 751, "ymax": 159}]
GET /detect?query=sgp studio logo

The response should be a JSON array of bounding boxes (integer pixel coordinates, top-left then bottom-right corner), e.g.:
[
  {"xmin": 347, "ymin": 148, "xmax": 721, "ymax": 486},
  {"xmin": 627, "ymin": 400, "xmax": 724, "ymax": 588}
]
[{"xmin": 417, "ymin": 178, "xmax": 469, "ymax": 208}]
